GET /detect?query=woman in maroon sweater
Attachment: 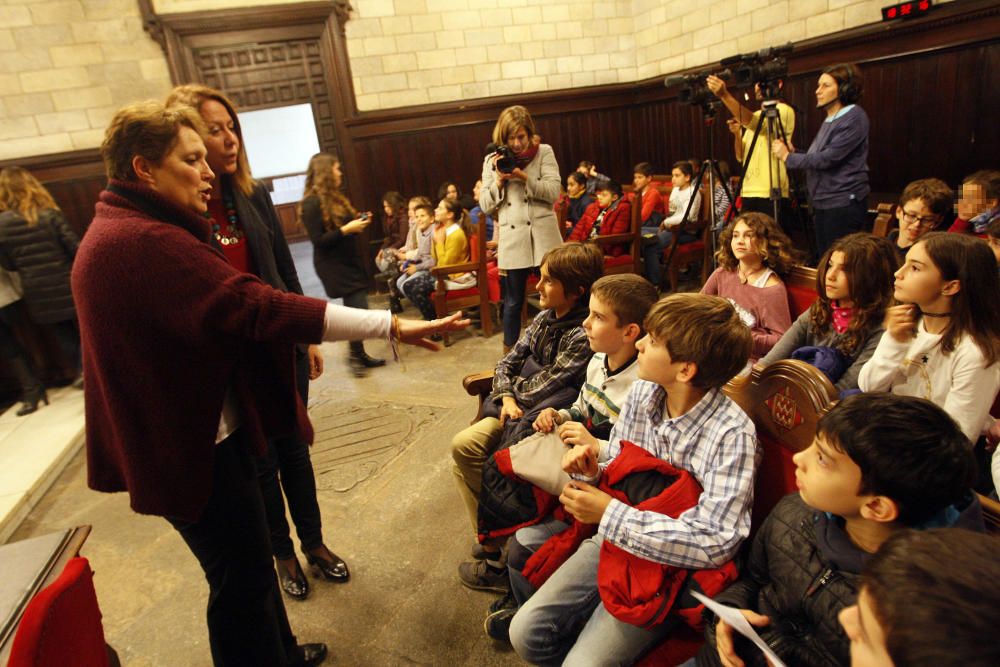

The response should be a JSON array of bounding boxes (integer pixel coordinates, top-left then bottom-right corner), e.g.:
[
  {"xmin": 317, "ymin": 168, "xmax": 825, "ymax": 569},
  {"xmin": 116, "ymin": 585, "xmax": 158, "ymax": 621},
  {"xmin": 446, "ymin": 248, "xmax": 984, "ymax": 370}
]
[
  {"xmin": 701, "ymin": 212, "xmax": 801, "ymax": 362},
  {"xmin": 74, "ymin": 101, "xmax": 464, "ymax": 667}
]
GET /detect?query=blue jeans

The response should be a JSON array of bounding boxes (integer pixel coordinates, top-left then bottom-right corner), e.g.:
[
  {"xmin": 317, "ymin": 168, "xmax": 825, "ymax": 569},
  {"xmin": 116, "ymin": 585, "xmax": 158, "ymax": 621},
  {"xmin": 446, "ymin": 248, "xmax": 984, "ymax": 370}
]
[
  {"xmin": 503, "ymin": 267, "xmax": 532, "ymax": 347},
  {"xmin": 641, "ymin": 226, "xmax": 674, "ymax": 286},
  {"xmin": 508, "ymin": 528, "xmax": 670, "ymax": 666}
]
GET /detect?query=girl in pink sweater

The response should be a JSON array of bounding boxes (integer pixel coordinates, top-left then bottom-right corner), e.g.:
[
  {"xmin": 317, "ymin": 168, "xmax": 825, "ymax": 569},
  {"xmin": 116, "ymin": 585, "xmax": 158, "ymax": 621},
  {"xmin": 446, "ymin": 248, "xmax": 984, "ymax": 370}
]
[{"xmin": 701, "ymin": 212, "xmax": 801, "ymax": 361}]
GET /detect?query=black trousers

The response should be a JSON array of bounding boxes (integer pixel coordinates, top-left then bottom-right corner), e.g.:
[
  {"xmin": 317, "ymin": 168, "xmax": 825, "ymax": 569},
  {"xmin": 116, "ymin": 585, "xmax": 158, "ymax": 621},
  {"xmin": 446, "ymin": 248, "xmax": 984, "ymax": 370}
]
[
  {"xmin": 257, "ymin": 350, "xmax": 324, "ymax": 560},
  {"xmin": 812, "ymin": 198, "xmax": 868, "ymax": 258},
  {"xmin": 167, "ymin": 432, "xmax": 300, "ymax": 666}
]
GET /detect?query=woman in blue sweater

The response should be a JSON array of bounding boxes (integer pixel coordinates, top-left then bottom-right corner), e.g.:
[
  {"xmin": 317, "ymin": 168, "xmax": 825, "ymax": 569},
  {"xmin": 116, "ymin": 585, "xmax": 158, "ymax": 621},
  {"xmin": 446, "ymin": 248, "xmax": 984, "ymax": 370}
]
[{"xmin": 772, "ymin": 63, "xmax": 869, "ymax": 258}]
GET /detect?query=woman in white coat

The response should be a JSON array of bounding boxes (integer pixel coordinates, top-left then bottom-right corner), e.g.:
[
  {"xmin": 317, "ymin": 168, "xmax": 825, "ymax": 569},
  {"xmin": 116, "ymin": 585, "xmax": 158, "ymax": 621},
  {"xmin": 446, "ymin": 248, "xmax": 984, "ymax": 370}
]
[{"xmin": 479, "ymin": 105, "xmax": 563, "ymax": 349}]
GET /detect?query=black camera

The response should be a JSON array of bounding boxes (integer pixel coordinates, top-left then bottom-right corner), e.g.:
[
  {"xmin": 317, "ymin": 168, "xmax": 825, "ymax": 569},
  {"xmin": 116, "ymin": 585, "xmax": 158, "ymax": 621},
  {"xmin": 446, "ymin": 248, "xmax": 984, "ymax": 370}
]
[
  {"xmin": 494, "ymin": 145, "xmax": 516, "ymax": 174},
  {"xmin": 665, "ymin": 69, "xmax": 731, "ymax": 111},
  {"xmin": 721, "ymin": 43, "xmax": 792, "ymax": 96}
]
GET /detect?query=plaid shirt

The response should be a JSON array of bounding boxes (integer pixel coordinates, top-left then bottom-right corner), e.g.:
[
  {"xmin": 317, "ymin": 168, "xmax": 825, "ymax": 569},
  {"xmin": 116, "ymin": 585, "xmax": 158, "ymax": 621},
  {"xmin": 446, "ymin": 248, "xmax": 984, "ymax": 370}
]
[
  {"xmin": 596, "ymin": 380, "xmax": 758, "ymax": 569},
  {"xmin": 492, "ymin": 307, "xmax": 592, "ymax": 409}
]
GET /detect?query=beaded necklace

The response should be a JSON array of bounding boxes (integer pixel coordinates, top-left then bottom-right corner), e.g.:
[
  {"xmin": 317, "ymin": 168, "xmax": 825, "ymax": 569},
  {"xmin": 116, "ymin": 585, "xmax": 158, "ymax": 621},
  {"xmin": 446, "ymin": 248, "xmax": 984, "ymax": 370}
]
[{"xmin": 205, "ymin": 189, "xmax": 243, "ymax": 246}]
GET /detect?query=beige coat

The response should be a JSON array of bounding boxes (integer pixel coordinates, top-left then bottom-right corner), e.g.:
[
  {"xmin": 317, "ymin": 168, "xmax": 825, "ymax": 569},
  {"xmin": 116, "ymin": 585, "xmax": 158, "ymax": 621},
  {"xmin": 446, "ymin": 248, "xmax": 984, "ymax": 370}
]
[{"xmin": 479, "ymin": 143, "xmax": 563, "ymax": 271}]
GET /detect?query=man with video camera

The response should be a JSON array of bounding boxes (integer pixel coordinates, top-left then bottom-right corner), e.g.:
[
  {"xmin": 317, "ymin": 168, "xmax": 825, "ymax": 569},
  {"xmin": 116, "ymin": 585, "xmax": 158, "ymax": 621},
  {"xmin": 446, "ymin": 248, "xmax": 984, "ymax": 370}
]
[{"xmin": 706, "ymin": 74, "xmax": 795, "ymax": 225}]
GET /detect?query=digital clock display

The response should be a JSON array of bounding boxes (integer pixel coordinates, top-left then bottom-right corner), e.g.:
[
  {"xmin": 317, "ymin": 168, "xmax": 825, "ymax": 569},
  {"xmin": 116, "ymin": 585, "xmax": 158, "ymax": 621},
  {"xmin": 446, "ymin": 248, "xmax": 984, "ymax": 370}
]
[{"xmin": 882, "ymin": 0, "xmax": 933, "ymax": 21}]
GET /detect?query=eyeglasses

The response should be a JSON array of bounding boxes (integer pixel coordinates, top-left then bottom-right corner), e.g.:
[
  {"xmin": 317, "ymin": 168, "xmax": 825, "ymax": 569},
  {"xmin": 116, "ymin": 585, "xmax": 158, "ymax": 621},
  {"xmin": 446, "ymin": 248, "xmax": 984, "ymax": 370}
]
[{"xmin": 899, "ymin": 209, "xmax": 939, "ymax": 228}]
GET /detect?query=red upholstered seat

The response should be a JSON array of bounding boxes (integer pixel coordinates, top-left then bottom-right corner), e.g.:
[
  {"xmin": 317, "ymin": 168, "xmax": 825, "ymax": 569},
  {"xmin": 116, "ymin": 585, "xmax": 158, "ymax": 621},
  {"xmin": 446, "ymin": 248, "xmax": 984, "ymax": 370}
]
[
  {"xmin": 8, "ymin": 556, "xmax": 110, "ymax": 667},
  {"xmin": 785, "ymin": 266, "xmax": 819, "ymax": 319},
  {"xmin": 602, "ymin": 254, "xmax": 634, "ymax": 269}
]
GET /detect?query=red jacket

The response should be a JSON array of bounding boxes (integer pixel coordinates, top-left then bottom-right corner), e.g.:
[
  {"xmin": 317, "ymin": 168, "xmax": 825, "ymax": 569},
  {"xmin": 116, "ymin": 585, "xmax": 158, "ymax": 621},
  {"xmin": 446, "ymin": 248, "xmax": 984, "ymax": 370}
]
[
  {"xmin": 522, "ymin": 441, "xmax": 738, "ymax": 629},
  {"xmin": 639, "ymin": 186, "xmax": 666, "ymax": 224},
  {"xmin": 74, "ymin": 181, "xmax": 327, "ymax": 521},
  {"xmin": 568, "ymin": 199, "xmax": 632, "ymax": 256}
]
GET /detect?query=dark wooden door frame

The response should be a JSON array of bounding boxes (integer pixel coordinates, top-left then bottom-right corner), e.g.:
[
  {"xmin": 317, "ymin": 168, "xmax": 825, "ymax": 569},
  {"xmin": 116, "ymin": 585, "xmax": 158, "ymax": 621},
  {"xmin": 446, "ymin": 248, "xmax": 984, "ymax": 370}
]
[{"xmin": 138, "ymin": 0, "xmax": 364, "ymax": 201}]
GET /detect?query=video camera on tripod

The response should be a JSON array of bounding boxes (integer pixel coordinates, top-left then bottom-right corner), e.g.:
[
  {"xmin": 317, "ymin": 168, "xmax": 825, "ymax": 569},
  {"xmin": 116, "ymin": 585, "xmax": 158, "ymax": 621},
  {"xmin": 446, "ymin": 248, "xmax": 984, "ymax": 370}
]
[
  {"xmin": 664, "ymin": 69, "xmax": 732, "ymax": 116},
  {"xmin": 721, "ymin": 42, "xmax": 792, "ymax": 99}
]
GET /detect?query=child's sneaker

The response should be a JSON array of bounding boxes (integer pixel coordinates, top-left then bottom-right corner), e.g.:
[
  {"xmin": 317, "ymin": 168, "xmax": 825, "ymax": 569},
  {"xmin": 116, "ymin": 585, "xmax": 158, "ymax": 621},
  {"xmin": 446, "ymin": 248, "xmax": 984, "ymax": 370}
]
[
  {"xmin": 458, "ymin": 559, "xmax": 507, "ymax": 592},
  {"xmin": 484, "ymin": 606, "xmax": 516, "ymax": 642}
]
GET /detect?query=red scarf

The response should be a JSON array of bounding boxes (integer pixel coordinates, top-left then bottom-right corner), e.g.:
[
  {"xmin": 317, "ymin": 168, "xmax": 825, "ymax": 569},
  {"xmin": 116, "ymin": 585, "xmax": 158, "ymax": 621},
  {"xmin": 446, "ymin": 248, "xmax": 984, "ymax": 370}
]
[
  {"xmin": 831, "ymin": 301, "xmax": 854, "ymax": 334},
  {"xmin": 514, "ymin": 138, "xmax": 540, "ymax": 169}
]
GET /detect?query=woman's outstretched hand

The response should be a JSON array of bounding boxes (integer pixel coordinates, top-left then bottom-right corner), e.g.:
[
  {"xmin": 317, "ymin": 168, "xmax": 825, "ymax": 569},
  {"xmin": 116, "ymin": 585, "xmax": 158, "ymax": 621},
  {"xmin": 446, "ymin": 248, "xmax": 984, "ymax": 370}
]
[{"xmin": 396, "ymin": 312, "xmax": 472, "ymax": 350}]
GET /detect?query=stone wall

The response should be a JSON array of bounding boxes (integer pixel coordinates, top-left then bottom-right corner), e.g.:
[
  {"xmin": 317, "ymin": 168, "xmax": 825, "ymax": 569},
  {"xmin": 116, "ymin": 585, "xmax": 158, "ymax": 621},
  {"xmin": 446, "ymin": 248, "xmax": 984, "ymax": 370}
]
[
  {"xmin": 346, "ymin": 0, "xmax": 955, "ymax": 110},
  {"xmin": 0, "ymin": 0, "xmax": 172, "ymax": 160},
  {"xmin": 0, "ymin": 0, "xmax": 955, "ymax": 160}
]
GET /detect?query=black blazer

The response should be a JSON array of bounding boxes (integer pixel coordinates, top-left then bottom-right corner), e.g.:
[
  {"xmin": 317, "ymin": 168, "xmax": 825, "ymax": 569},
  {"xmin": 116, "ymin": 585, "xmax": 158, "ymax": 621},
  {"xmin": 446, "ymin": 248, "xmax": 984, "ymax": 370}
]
[
  {"xmin": 231, "ymin": 180, "xmax": 308, "ymax": 357},
  {"xmin": 232, "ymin": 180, "xmax": 303, "ymax": 296}
]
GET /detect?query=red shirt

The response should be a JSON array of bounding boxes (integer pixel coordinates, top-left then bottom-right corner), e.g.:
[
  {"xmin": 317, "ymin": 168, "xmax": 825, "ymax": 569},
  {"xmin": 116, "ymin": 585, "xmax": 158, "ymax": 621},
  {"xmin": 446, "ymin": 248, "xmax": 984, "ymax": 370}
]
[{"xmin": 207, "ymin": 194, "xmax": 255, "ymax": 274}]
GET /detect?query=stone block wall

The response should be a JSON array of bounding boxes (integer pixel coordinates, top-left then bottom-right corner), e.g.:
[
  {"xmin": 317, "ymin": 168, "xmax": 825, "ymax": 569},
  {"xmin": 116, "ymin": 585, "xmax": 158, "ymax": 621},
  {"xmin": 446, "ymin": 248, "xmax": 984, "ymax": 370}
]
[
  {"xmin": 347, "ymin": 0, "xmax": 955, "ymax": 111},
  {"xmin": 0, "ymin": 0, "xmax": 957, "ymax": 160},
  {"xmin": 0, "ymin": 0, "xmax": 172, "ymax": 161}
]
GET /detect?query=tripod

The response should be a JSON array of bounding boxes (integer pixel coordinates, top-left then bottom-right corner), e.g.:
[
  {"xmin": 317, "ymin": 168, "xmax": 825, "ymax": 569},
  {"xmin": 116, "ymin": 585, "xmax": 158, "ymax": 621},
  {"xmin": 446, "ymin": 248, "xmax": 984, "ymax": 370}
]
[
  {"xmin": 662, "ymin": 104, "xmax": 733, "ymax": 273},
  {"xmin": 725, "ymin": 97, "xmax": 816, "ymax": 259}
]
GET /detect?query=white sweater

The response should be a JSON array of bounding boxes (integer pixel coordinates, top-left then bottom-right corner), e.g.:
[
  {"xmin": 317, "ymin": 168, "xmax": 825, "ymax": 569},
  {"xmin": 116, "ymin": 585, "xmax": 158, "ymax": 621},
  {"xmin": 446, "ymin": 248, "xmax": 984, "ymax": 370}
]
[
  {"xmin": 858, "ymin": 320, "xmax": 1000, "ymax": 444},
  {"xmin": 663, "ymin": 185, "xmax": 701, "ymax": 228},
  {"xmin": 558, "ymin": 352, "xmax": 640, "ymax": 460}
]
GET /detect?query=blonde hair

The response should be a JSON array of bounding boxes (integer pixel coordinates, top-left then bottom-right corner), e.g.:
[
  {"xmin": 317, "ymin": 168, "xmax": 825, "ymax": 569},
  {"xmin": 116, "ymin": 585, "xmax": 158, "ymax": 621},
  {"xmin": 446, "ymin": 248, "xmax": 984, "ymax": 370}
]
[
  {"xmin": 100, "ymin": 100, "xmax": 205, "ymax": 182},
  {"xmin": 644, "ymin": 293, "xmax": 752, "ymax": 390},
  {"xmin": 491, "ymin": 105, "xmax": 537, "ymax": 146},
  {"xmin": 166, "ymin": 84, "xmax": 254, "ymax": 196},
  {"xmin": 0, "ymin": 166, "xmax": 59, "ymax": 226},
  {"xmin": 299, "ymin": 153, "xmax": 356, "ymax": 230}
]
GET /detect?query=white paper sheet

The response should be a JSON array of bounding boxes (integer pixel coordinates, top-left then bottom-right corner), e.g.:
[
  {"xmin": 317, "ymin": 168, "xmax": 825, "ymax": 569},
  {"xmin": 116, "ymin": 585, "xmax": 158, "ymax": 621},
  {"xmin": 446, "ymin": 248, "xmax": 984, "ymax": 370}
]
[{"xmin": 691, "ymin": 591, "xmax": 787, "ymax": 667}]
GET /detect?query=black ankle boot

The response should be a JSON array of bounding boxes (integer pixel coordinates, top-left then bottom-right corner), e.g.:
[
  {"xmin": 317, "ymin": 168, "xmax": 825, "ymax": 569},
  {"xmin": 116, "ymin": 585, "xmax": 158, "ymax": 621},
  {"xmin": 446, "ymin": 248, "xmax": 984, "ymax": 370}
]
[
  {"xmin": 356, "ymin": 350, "xmax": 385, "ymax": 368},
  {"xmin": 389, "ymin": 295, "xmax": 403, "ymax": 314},
  {"xmin": 16, "ymin": 388, "xmax": 49, "ymax": 417},
  {"xmin": 11, "ymin": 357, "xmax": 47, "ymax": 417}
]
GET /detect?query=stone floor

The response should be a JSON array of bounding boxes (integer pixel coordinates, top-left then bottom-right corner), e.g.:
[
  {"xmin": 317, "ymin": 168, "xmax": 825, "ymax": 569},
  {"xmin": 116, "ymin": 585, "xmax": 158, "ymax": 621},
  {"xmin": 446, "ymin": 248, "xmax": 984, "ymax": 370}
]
[
  {"xmin": 7, "ymin": 240, "xmax": 705, "ymax": 665},
  {"xmin": 8, "ymin": 241, "xmax": 524, "ymax": 666}
]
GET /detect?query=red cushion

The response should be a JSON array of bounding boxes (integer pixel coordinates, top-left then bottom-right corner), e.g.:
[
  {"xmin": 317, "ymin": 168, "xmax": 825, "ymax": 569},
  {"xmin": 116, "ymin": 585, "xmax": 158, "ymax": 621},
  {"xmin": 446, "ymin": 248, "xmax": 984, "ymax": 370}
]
[
  {"xmin": 469, "ymin": 234, "xmax": 479, "ymax": 262},
  {"xmin": 603, "ymin": 254, "xmax": 633, "ymax": 268},
  {"xmin": 664, "ymin": 240, "xmax": 704, "ymax": 259},
  {"xmin": 787, "ymin": 285, "xmax": 817, "ymax": 320},
  {"xmin": 8, "ymin": 557, "xmax": 109, "ymax": 667},
  {"xmin": 636, "ymin": 625, "xmax": 704, "ymax": 666},
  {"xmin": 444, "ymin": 287, "xmax": 478, "ymax": 299},
  {"xmin": 751, "ymin": 434, "xmax": 799, "ymax": 538}
]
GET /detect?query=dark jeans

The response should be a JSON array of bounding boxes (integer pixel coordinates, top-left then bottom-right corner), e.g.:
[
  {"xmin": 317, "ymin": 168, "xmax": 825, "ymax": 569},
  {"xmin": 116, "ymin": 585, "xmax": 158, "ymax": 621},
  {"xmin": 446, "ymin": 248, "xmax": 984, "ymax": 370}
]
[
  {"xmin": 503, "ymin": 267, "xmax": 532, "ymax": 347},
  {"xmin": 45, "ymin": 318, "xmax": 81, "ymax": 372},
  {"xmin": 0, "ymin": 305, "xmax": 42, "ymax": 397},
  {"xmin": 167, "ymin": 432, "xmax": 299, "ymax": 667},
  {"xmin": 813, "ymin": 198, "xmax": 867, "ymax": 258},
  {"xmin": 257, "ymin": 350, "xmax": 324, "ymax": 560},
  {"xmin": 342, "ymin": 288, "xmax": 370, "ymax": 354}
]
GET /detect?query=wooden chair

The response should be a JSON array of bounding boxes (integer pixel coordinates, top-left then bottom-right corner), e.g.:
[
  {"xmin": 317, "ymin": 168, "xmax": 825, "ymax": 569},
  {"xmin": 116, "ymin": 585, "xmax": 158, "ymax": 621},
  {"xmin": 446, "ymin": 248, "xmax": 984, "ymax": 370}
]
[
  {"xmin": 555, "ymin": 194, "xmax": 571, "ymax": 240},
  {"xmin": 431, "ymin": 214, "xmax": 492, "ymax": 344},
  {"xmin": 662, "ymin": 184, "xmax": 711, "ymax": 293},
  {"xmin": 598, "ymin": 196, "xmax": 643, "ymax": 276},
  {"xmin": 639, "ymin": 360, "xmax": 837, "ymax": 666},
  {"xmin": 724, "ymin": 359, "xmax": 838, "ymax": 532},
  {"xmin": 785, "ymin": 265, "xmax": 819, "ymax": 320},
  {"xmin": 871, "ymin": 202, "xmax": 896, "ymax": 238},
  {"xmin": 980, "ymin": 494, "xmax": 1000, "ymax": 533}
]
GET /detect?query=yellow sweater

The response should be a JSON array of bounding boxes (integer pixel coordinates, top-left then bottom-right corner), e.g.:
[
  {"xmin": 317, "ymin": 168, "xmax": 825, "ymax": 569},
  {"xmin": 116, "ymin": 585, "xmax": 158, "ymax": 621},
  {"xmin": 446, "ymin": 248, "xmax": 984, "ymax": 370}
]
[{"xmin": 433, "ymin": 223, "xmax": 470, "ymax": 279}]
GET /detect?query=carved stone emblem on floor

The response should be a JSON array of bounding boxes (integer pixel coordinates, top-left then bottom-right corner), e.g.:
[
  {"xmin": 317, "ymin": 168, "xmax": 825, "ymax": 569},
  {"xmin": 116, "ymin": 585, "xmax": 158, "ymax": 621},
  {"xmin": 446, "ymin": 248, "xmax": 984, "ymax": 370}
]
[{"xmin": 306, "ymin": 395, "xmax": 439, "ymax": 492}]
